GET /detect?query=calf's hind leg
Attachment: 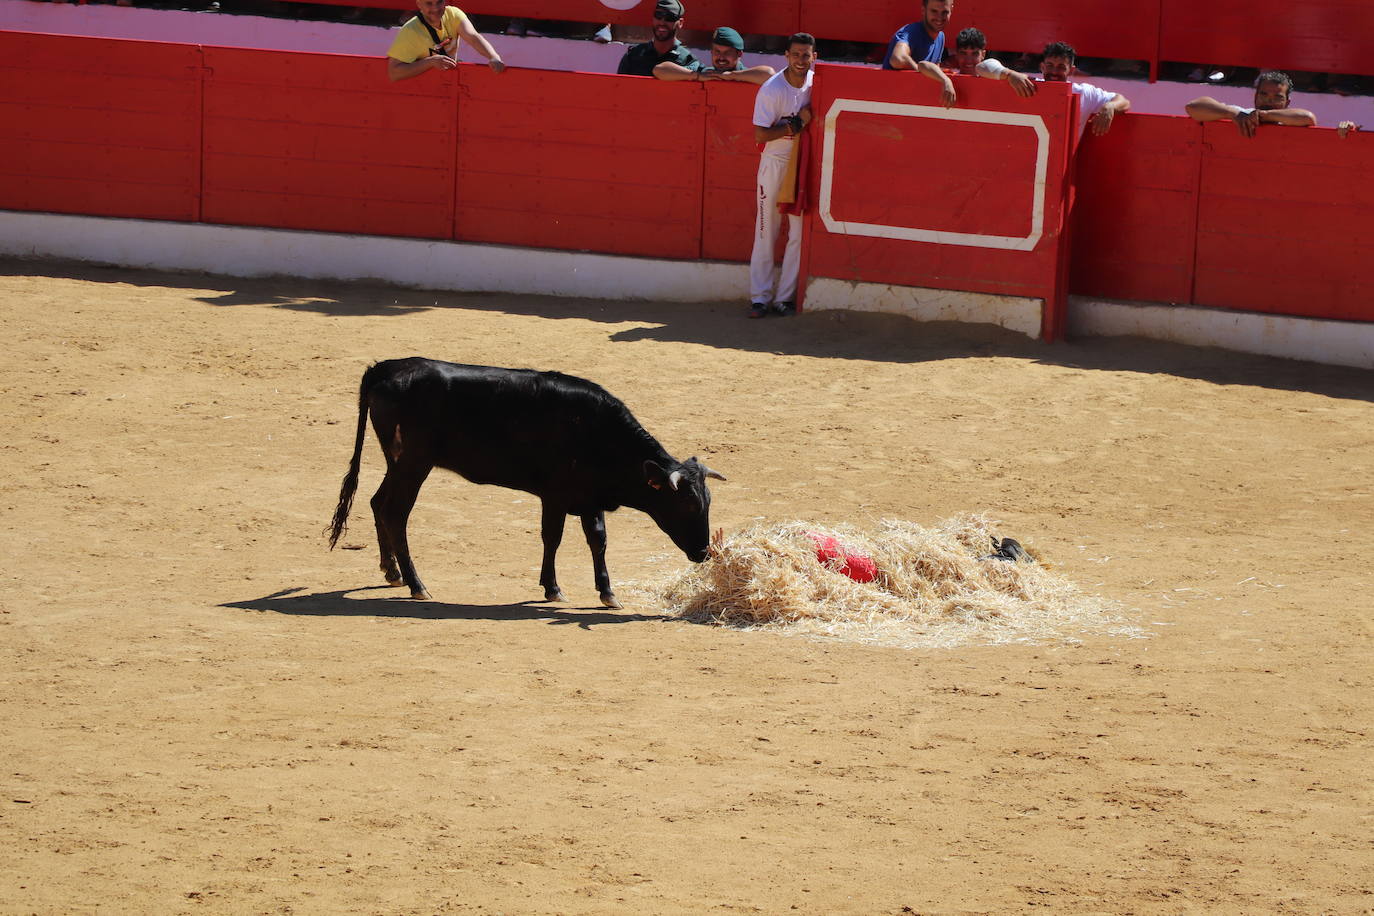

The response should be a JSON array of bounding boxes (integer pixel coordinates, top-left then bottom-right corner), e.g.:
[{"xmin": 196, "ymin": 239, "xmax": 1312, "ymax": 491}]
[
  {"xmin": 372, "ymin": 462, "xmax": 433, "ymax": 600},
  {"xmin": 539, "ymin": 501, "xmax": 567, "ymax": 602},
  {"xmin": 369, "ymin": 478, "xmax": 402, "ymax": 587}
]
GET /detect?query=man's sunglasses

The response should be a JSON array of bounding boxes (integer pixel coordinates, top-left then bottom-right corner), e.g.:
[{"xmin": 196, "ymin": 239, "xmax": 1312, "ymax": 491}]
[{"xmin": 653, "ymin": 10, "xmax": 681, "ymax": 21}]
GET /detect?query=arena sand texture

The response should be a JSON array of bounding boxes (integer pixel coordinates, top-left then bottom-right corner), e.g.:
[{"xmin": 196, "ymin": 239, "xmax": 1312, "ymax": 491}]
[{"xmin": 2, "ymin": 258, "xmax": 1370, "ymax": 914}]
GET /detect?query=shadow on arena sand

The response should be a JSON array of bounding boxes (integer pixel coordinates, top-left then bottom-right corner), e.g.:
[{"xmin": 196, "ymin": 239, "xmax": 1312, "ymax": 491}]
[
  {"xmin": 15, "ymin": 258, "xmax": 1373, "ymax": 402},
  {"xmin": 222, "ymin": 586, "xmax": 674, "ymax": 628}
]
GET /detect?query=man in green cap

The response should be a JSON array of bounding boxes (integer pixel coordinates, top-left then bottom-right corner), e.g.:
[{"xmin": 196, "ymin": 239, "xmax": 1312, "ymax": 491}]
[
  {"xmin": 654, "ymin": 26, "xmax": 776, "ymax": 85},
  {"xmin": 617, "ymin": 0, "xmax": 703, "ymax": 77}
]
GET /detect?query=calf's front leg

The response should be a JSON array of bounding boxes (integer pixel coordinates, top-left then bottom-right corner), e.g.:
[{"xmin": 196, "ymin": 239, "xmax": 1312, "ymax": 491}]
[{"xmin": 581, "ymin": 511, "xmax": 619, "ymax": 609}]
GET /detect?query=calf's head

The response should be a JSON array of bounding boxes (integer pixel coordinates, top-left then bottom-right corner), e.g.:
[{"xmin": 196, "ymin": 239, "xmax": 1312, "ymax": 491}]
[{"xmin": 643, "ymin": 457, "xmax": 726, "ymax": 563}]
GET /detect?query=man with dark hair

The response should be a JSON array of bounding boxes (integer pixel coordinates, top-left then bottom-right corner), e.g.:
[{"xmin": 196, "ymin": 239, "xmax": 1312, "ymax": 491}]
[
  {"xmin": 653, "ymin": 26, "xmax": 776, "ymax": 84},
  {"xmin": 1186, "ymin": 70, "xmax": 1318, "ymax": 138},
  {"xmin": 1039, "ymin": 41, "xmax": 1129, "ymax": 137},
  {"xmin": 617, "ymin": 0, "xmax": 703, "ymax": 77},
  {"xmin": 386, "ymin": 0, "xmax": 505, "ymax": 82},
  {"xmin": 747, "ymin": 32, "xmax": 815, "ymax": 318},
  {"xmin": 945, "ymin": 26, "xmax": 1036, "ymax": 97}
]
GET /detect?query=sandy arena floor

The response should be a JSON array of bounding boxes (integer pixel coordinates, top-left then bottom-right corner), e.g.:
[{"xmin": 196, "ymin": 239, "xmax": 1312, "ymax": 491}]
[{"xmin": 1, "ymin": 258, "xmax": 1370, "ymax": 914}]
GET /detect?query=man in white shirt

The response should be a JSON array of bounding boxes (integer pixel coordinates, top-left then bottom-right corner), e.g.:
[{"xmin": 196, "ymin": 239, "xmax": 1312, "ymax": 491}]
[
  {"xmin": 748, "ymin": 32, "xmax": 816, "ymax": 318},
  {"xmin": 1038, "ymin": 41, "xmax": 1129, "ymax": 138}
]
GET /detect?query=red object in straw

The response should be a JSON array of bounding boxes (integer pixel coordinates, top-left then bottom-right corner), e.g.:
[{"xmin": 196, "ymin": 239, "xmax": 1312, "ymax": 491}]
[{"xmin": 807, "ymin": 532, "xmax": 877, "ymax": 583}]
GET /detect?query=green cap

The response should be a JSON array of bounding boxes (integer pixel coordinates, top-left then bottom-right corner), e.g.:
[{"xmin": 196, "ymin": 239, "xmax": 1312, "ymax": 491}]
[
  {"xmin": 712, "ymin": 26, "xmax": 744, "ymax": 50},
  {"xmin": 655, "ymin": 0, "xmax": 684, "ymax": 19}
]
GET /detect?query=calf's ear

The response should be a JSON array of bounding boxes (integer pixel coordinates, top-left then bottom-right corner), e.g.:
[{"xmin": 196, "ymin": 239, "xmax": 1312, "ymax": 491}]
[{"xmin": 644, "ymin": 459, "xmax": 672, "ymax": 490}]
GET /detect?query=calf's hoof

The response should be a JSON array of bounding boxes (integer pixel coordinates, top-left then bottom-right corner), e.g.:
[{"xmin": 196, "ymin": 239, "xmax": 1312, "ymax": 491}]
[
  {"xmin": 411, "ymin": 588, "xmax": 431, "ymax": 600},
  {"xmin": 384, "ymin": 573, "xmax": 403, "ymax": 587},
  {"xmin": 545, "ymin": 587, "xmax": 566, "ymax": 603},
  {"xmin": 601, "ymin": 592, "xmax": 622, "ymax": 610}
]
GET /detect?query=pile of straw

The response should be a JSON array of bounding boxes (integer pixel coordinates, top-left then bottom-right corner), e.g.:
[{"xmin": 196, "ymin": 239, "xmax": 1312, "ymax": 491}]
[{"xmin": 638, "ymin": 514, "xmax": 1141, "ymax": 649}]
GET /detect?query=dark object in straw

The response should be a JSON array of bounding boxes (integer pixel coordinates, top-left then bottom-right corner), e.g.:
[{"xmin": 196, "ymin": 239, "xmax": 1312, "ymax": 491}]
[{"xmin": 983, "ymin": 536, "xmax": 1032, "ymax": 563}]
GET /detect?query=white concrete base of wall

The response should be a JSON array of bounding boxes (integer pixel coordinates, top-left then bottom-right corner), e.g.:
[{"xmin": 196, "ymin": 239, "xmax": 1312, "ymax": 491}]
[
  {"xmin": 804, "ymin": 277, "xmax": 1043, "ymax": 339},
  {"xmin": 4, "ymin": 211, "xmax": 1370, "ymax": 368},
  {"xmin": 0, "ymin": 211, "xmax": 746, "ymax": 303},
  {"xmin": 1070, "ymin": 296, "xmax": 1374, "ymax": 370}
]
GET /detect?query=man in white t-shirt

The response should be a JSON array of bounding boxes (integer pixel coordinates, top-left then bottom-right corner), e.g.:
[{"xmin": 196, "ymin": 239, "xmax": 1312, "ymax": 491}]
[
  {"xmin": 1038, "ymin": 41, "xmax": 1129, "ymax": 138},
  {"xmin": 748, "ymin": 32, "xmax": 815, "ymax": 318}
]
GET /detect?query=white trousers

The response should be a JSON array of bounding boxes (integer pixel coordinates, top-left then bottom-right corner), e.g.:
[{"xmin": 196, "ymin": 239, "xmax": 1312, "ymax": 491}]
[{"xmin": 749, "ymin": 154, "xmax": 803, "ymax": 305}]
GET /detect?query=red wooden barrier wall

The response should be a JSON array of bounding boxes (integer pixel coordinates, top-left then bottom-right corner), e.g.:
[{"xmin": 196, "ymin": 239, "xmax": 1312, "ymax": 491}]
[
  {"xmin": 701, "ymin": 81, "xmax": 762, "ymax": 263},
  {"xmin": 3, "ymin": 29, "xmax": 1372, "ymax": 328},
  {"xmin": 1193, "ymin": 122, "xmax": 1372, "ymax": 321},
  {"xmin": 202, "ymin": 47, "xmax": 457, "ymax": 239},
  {"xmin": 454, "ymin": 67, "xmax": 704, "ymax": 259},
  {"xmin": 804, "ymin": 65, "xmax": 1076, "ymax": 336},
  {"xmin": 1070, "ymin": 114, "xmax": 1201, "ymax": 306},
  {"xmin": 0, "ymin": 32, "xmax": 201, "ymax": 222}
]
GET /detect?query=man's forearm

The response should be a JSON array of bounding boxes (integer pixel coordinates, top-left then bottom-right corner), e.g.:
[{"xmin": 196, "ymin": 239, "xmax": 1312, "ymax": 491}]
[
  {"xmin": 734, "ymin": 65, "xmax": 776, "ymax": 86},
  {"xmin": 388, "ymin": 56, "xmax": 437, "ymax": 82},
  {"xmin": 754, "ymin": 124, "xmax": 793, "ymax": 143},
  {"xmin": 652, "ymin": 61, "xmax": 703, "ymax": 81},
  {"xmin": 1185, "ymin": 96, "xmax": 1238, "ymax": 122},
  {"xmin": 1258, "ymin": 108, "xmax": 1317, "ymax": 127}
]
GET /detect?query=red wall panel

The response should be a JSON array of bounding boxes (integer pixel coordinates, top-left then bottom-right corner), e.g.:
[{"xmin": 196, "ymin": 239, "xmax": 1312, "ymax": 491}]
[
  {"xmin": 701, "ymin": 81, "xmax": 762, "ymax": 263},
  {"xmin": 799, "ymin": 1, "xmax": 909, "ymax": 46},
  {"xmin": 959, "ymin": 0, "xmax": 1160, "ymax": 63},
  {"xmin": 0, "ymin": 32, "xmax": 202, "ymax": 222},
  {"xmin": 1193, "ymin": 123, "xmax": 1373, "ymax": 321},
  {"xmin": 805, "ymin": 65, "xmax": 1076, "ymax": 305},
  {"xmin": 800, "ymin": 0, "xmax": 1158, "ymax": 61},
  {"xmin": 200, "ymin": 46, "xmax": 456, "ymax": 239},
  {"xmin": 1160, "ymin": 0, "xmax": 1374, "ymax": 78},
  {"xmin": 1070, "ymin": 114, "xmax": 1201, "ymax": 305},
  {"xmin": 454, "ymin": 67, "xmax": 705, "ymax": 259},
  {"xmin": 288, "ymin": 1, "xmax": 800, "ymax": 33}
]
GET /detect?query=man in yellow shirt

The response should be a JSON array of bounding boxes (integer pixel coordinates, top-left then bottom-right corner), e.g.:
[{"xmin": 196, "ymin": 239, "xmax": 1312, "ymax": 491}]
[{"xmin": 387, "ymin": 0, "xmax": 506, "ymax": 82}]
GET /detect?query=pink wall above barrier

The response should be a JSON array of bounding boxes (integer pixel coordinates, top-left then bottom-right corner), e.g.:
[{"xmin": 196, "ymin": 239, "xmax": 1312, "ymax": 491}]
[{"xmin": 2, "ymin": 28, "xmax": 1371, "ymax": 330}]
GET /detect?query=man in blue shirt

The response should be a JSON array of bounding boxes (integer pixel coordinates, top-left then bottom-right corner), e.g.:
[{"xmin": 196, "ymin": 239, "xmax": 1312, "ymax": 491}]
[{"xmin": 882, "ymin": 0, "xmax": 952, "ymax": 71}]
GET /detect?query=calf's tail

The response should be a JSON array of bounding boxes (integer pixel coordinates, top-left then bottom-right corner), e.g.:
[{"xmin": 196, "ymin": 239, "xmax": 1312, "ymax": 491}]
[{"xmin": 326, "ymin": 364, "xmax": 380, "ymax": 549}]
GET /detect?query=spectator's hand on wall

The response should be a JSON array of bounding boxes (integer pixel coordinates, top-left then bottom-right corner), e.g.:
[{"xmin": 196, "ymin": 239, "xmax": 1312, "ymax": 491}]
[
  {"xmin": 938, "ymin": 74, "xmax": 956, "ymax": 109},
  {"xmin": 488, "ymin": 58, "xmax": 506, "ymax": 74},
  {"xmin": 1338, "ymin": 120, "xmax": 1361, "ymax": 139},
  {"xmin": 1089, "ymin": 107, "xmax": 1116, "ymax": 136},
  {"xmin": 1006, "ymin": 70, "xmax": 1037, "ymax": 98},
  {"xmin": 799, "ymin": 106, "xmax": 813, "ymax": 127},
  {"xmin": 429, "ymin": 54, "xmax": 458, "ymax": 72},
  {"xmin": 1233, "ymin": 108, "xmax": 1260, "ymax": 138}
]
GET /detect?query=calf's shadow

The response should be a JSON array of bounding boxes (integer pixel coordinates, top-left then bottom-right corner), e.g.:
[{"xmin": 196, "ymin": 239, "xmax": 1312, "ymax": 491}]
[{"xmin": 223, "ymin": 586, "xmax": 673, "ymax": 629}]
